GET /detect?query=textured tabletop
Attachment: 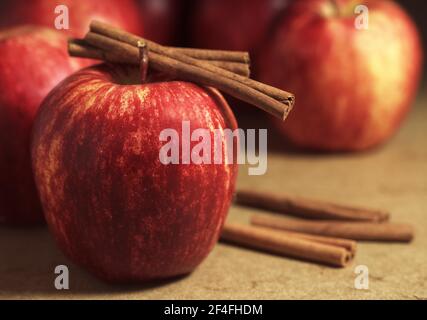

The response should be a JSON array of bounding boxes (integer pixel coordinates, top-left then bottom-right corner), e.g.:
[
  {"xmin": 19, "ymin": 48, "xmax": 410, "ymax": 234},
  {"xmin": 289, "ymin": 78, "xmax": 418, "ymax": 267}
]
[{"xmin": 1, "ymin": 95, "xmax": 426, "ymax": 300}]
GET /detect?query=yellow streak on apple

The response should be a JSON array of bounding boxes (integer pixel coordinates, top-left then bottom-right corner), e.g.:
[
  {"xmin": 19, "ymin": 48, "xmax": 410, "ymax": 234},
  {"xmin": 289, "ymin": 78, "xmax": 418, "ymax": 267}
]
[{"xmin": 354, "ymin": 10, "xmax": 410, "ymax": 146}]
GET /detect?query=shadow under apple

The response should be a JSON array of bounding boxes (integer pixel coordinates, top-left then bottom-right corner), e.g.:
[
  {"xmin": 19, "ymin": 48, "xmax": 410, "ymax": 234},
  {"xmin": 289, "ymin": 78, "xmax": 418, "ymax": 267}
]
[{"xmin": 0, "ymin": 226, "xmax": 187, "ymax": 297}]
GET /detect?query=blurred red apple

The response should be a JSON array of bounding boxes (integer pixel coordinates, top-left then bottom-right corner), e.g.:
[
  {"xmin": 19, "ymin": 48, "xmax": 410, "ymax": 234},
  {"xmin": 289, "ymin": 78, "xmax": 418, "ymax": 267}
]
[
  {"xmin": 31, "ymin": 65, "xmax": 238, "ymax": 282},
  {"xmin": 0, "ymin": 26, "xmax": 87, "ymax": 224},
  {"xmin": 137, "ymin": 0, "xmax": 181, "ymax": 45},
  {"xmin": 0, "ymin": 0, "xmax": 142, "ymax": 37},
  {"xmin": 191, "ymin": 0, "xmax": 289, "ymax": 54},
  {"xmin": 258, "ymin": 0, "xmax": 423, "ymax": 151}
]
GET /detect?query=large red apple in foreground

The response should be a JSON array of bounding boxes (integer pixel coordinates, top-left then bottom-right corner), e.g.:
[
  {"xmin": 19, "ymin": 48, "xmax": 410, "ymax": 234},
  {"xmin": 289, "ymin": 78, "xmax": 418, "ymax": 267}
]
[
  {"xmin": 0, "ymin": 0, "xmax": 142, "ymax": 37},
  {"xmin": 31, "ymin": 65, "xmax": 238, "ymax": 282},
  {"xmin": 0, "ymin": 26, "xmax": 87, "ymax": 225},
  {"xmin": 258, "ymin": 0, "xmax": 423, "ymax": 151}
]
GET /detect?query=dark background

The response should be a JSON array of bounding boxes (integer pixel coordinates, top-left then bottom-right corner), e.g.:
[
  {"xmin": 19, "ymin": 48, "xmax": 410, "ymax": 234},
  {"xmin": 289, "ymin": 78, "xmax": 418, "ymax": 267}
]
[{"xmin": 397, "ymin": 0, "xmax": 427, "ymax": 84}]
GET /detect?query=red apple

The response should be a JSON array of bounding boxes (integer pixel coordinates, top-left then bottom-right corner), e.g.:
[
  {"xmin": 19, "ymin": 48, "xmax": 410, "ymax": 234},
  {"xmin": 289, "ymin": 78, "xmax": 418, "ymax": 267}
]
[
  {"xmin": 0, "ymin": 26, "xmax": 88, "ymax": 224},
  {"xmin": 31, "ymin": 64, "xmax": 238, "ymax": 282},
  {"xmin": 137, "ymin": 0, "xmax": 181, "ymax": 45},
  {"xmin": 0, "ymin": 0, "xmax": 143, "ymax": 37},
  {"xmin": 258, "ymin": 0, "xmax": 423, "ymax": 151},
  {"xmin": 190, "ymin": 0, "xmax": 289, "ymax": 54}
]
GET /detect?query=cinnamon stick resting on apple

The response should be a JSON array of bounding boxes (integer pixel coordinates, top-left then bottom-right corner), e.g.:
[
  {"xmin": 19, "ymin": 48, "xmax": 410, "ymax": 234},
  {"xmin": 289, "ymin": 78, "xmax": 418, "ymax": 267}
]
[
  {"xmin": 68, "ymin": 20, "xmax": 295, "ymax": 121},
  {"xmin": 68, "ymin": 40, "xmax": 251, "ymax": 77}
]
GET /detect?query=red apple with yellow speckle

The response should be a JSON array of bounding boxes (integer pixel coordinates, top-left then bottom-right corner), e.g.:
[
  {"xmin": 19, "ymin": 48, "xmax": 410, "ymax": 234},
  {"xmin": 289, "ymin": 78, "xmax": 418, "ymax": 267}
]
[
  {"xmin": 0, "ymin": 26, "xmax": 88, "ymax": 225},
  {"xmin": 258, "ymin": 0, "xmax": 423, "ymax": 151},
  {"xmin": 31, "ymin": 64, "xmax": 238, "ymax": 282}
]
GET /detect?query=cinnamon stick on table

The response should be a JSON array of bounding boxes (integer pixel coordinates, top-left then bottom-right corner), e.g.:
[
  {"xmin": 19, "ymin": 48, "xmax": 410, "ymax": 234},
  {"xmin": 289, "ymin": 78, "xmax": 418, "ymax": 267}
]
[
  {"xmin": 251, "ymin": 214, "xmax": 414, "ymax": 242},
  {"xmin": 221, "ymin": 223, "xmax": 354, "ymax": 268},
  {"xmin": 235, "ymin": 189, "xmax": 390, "ymax": 222},
  {"xmin": 275, "ymin": 229, "xmax": 357, "ymax": 255}
]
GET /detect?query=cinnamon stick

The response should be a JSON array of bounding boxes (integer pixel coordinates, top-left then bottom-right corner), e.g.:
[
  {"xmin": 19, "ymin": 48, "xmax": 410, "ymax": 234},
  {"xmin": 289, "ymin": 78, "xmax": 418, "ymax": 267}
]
[
  {"xmin": 221, "ymin": 223, "xmax": 353, "ymax": 267},
  {"xmin": 207, "ymin": 61, "xmax": 250, "ymax": 77},
  {"xmin": 235, "ymin": 189, "xmax": 390, "ymax": 222},
  {"xmin": 70, "ymin": 35, "xmax": 249, "ymax": 63},
  {"xmin": 251, "ymin": 214, "xmax": 414, "ymax": 242},
  {"xmin": 68, "ymin": 39, "xmax": 104, "ymax": 60},
  {"xmin": 80, "ymin": 32, "xmax": 293, "ymax": 120},
  {"xmin": 273, "ymin": 229, "xmax": 357, "ymax": 254},
  {"xmin": 88, "ymin": 21, "xmax": 295, "ymax": 115},
  {"xmin": 90, "ymin": 21, "xmax": 249, "ymax": 64},
  {"xmin": 68, "ymin": 39, "xmax": 251, "ymax": 77},
  {"xmin": 89, "ymin": 22, "xmax": 291, "ymax": 103},
  {"xmin": 172, "ymin": 47, "xmax": 250, "ymax": 63}
]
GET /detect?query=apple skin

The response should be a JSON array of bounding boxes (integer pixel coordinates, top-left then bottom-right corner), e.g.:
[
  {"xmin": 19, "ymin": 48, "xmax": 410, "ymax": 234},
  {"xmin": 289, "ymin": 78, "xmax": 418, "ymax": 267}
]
[
  {"xmin": 190, "ymin": 0, "xmax": 289, "ymax": 54},
  {"xmin": 0, "ymin": 0, "xmax": 143, "ymax": 37},
  {"xmin": 136, "ymin": 0, "xmax": 181, "ymax": 45},
  {"xmin": 258, "ymin": 0, "xmax": 423, "ymax": 151},
  {"xmin": 0, "ymin": 26, "xmax": 88, "ymax": 225},
  {"xmin": 31, "ymin": 64, "xmax": 238, "ymax": 282}
]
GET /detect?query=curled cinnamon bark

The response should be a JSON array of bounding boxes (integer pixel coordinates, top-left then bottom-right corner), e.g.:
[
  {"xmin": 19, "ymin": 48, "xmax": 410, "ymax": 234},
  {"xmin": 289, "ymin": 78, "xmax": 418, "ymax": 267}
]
[
  {"xmin": 235, "ymin": 189, "xmax": 390, "ymax": 222},
  {"xmin": 68, "ymin": 20, "xmax": 296, "ymax": 120},
  {"xmin": 72, "ymin": 30, "xmax": 293, "ymax": 120},
  {"xmin": 251, "ymin": 214, "xmax": 414, "ymax": 242},
  {"xmin": 68, "ymin": 39, "xmax": 251, "ymax": 77},
  {"xmin": 221, "ymin": 223, "xmax": 354, "ymax": 267},
  {"xmin": 89, "ymin": 21, "xmax": 293, "ymax": 106}
]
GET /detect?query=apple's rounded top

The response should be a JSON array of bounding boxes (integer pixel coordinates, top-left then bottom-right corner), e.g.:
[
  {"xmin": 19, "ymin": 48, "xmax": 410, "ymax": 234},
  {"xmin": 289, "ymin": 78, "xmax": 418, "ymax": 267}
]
[
  {"xmin": 0, "ymin": 25, "xmax": 65, "ymax": 42},
  {"xmin": 32, "ymin": 63, "xmax": 241, "ymax": 128}
]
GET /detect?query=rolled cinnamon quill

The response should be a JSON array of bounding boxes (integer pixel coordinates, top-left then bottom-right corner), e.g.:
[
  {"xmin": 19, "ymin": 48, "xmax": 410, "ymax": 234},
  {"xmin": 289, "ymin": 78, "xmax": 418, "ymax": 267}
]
[
  {"xmin": 88, "ymin": 21, "xmax": 295, "ymax": 119},
  {"xmin": 235, "ymin": 189, "xmax": 390, "ymax": 222},
  {"xmin": 251, "ymin": 214, "xmax": 414, "ymax": 242},
  {"xmin": 276, "ymin": 230, "xmax": 357, "ymax": 255},
  {"xmin": 68, "ymin": 40, "xmax": 251, "ymax": 77},
  {"xmin": 221, "ymin": 223, "xmax": 354, "ymax": 267},
  {"xmin": 75, "ymin": 31, "xmax": 292, "ymax": 120}
]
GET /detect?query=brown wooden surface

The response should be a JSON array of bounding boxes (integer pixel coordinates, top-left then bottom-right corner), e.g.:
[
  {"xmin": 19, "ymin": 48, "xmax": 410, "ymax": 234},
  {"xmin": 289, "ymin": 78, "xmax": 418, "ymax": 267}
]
[{"xmin": 1, "ymin": 94, "xmax": 426, "ymax": 300}]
